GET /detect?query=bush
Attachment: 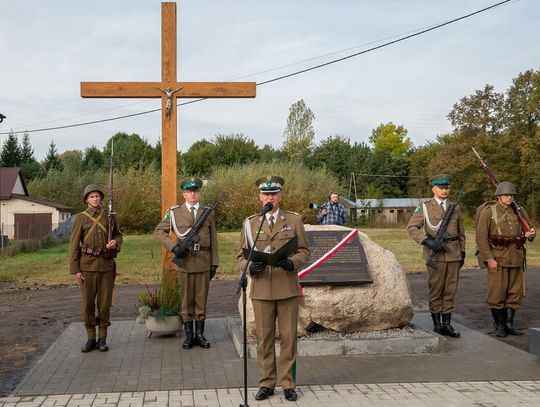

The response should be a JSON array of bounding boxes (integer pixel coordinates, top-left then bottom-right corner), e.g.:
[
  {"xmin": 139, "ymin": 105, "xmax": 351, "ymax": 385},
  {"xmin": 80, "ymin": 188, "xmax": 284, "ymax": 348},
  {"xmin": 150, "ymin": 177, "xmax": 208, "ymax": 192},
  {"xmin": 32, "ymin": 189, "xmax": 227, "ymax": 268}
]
[{"xmin": 202, "ymin": 161, "xmax": 340, "ymax": 230}]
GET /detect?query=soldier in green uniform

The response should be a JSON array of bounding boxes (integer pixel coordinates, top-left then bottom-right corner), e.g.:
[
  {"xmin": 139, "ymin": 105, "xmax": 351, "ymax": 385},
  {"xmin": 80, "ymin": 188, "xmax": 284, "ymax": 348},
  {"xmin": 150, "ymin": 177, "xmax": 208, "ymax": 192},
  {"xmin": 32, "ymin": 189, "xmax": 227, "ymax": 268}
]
[
  {"xmin": 236, "ymin": 176, "xmax": 310, "ymax": 402},
  {"xmin": 154, "ymin": 177, "xmax": 219, "ymax": 349},
  {"xmin": 407, "ymin": 174, "xmax": 465, "ymax": 338},
  {"xmin": 476, "ymin": 181, "xmax": 536, "ymax": 337},
  {"xmin": 69, "ymin": 184, "xmax": 122, "ymax": 352}
]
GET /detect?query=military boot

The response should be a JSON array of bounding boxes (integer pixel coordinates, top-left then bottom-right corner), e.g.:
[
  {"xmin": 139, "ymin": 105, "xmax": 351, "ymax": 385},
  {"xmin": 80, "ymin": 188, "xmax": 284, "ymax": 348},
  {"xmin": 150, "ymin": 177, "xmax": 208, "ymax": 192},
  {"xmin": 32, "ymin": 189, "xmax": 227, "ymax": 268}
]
[
  {"xmin": 431, "ymin": 313, "xmax": 442, "ymax": 334},
  {"xmin": 491, "ymin": 308, "xmax": 507, "ymax": 337},
  {"xmin": 195, "ymin": 320, "xmax": 210, "ymax": 348},
  {"xmin": 182, "ymin": 321, "xmax": 194, "ymax": 349},
  {"xmin": 440, "ymin": 313, "xmax": 461, "ymax": 338},
  {"xmin": 505, "ymin": 308, "xmax": 524, "ymax": 336},
  {"xmin": 81, "ymin": 339, "xmax": 97, "ymax": 353},
  {"xmin": 97, "ymin": 338, "xmax": 109, "ymax": 352}
]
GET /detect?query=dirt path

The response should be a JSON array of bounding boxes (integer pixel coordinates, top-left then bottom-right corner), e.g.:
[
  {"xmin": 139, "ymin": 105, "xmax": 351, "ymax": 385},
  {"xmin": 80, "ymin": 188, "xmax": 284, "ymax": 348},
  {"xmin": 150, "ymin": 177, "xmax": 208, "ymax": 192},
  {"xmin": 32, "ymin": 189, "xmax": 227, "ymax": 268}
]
[{"xmin": 2, "ymin": 270, "xmax": 539, "ymax": 396}]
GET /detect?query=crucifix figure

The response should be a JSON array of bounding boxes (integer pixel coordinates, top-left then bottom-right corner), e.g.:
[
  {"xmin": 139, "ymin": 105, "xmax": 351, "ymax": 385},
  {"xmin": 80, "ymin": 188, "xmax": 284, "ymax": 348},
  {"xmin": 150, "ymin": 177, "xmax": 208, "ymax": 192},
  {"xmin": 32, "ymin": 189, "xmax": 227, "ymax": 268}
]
[
  {"xmin": 80, "ymin": 2, "xmax": 256, "ymax": 281},
  {"xmin": 156, "ymin": 86, "xmax": 183, "ymax": 119}
]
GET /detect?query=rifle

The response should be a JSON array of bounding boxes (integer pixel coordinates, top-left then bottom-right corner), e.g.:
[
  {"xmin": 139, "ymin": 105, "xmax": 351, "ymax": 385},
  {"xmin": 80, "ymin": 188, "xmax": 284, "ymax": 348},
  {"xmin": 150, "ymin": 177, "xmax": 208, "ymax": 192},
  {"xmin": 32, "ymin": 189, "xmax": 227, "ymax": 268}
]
[
  {"xmin": 172, "ymin": 193, "xmax": 223, "ymax": 267},
  {"xmin": 426, "ymin": 187, "xmax": 464, "ymax": 269},
  {"xmin": 104, "ymin": 140, "xmax": 118, "ymax": 259},
  {"xmin": 471, "ymin": 147, "xmax": 533, "ymax": 235}
]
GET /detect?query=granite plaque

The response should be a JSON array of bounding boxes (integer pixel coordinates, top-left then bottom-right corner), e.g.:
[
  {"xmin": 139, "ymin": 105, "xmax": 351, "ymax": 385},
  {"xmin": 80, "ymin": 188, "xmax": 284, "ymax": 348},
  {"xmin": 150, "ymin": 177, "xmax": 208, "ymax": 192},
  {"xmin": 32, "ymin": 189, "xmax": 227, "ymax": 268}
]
[{"xmin": 300, "ymin": 230, "xmax": 372, "ymax": 286}]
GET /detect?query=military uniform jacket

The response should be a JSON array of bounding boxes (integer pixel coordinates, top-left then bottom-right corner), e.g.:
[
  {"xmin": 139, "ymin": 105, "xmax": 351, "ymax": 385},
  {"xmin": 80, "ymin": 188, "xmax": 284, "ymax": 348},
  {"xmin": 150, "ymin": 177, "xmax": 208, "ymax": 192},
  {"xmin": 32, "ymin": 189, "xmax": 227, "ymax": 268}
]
[
  {"xmin": 69, "ymin": 207, "xmax": 123, "ymax": 274},
  {"xmin": 236, "ymin": 210, "xmax": 310, "ymax": 300},
  {"xmin": 407, "ymin": 198, "xmax": 465, "ymax": 262},
  {"xmin": 154, "ymin": 204, "xmax": 219, "ymax": 273},
  {"xmin": 476, "ymin": 202, "xmax": 530, "ymax": 268}
]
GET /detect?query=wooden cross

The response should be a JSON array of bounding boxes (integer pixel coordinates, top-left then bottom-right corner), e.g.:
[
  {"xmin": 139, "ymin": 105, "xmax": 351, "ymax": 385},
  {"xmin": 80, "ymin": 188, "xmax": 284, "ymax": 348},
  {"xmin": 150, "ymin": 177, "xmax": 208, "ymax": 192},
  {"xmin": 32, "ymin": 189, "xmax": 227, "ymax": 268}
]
[{"xmin": 81, "ymin": 2, "xmax": 256, "ymax": 279}]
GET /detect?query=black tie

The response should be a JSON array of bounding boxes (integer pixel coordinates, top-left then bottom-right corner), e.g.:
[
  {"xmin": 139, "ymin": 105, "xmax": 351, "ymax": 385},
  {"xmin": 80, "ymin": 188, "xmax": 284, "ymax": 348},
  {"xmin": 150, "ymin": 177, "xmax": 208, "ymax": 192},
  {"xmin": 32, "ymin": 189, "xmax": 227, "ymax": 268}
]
[{"xmin": 269, "ymin": 215, "xmax": 275, "ymax": 231}]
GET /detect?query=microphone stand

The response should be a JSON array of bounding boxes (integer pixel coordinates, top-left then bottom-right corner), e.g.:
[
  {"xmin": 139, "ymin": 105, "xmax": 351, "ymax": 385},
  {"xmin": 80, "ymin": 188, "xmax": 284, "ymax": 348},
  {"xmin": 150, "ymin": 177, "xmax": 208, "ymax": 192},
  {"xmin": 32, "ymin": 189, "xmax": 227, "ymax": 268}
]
[{"xmin": 237, "ymin": 214, "xmax": 267, "ymax": 407}]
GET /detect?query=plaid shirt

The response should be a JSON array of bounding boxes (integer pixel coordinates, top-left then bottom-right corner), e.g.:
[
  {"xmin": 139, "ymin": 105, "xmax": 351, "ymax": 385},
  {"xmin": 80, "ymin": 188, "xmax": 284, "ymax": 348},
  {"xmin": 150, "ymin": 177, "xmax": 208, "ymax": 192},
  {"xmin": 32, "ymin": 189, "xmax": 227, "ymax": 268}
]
[{"xmin": 317, "ymin": 202, "xmax": 346, "ymax": 225}]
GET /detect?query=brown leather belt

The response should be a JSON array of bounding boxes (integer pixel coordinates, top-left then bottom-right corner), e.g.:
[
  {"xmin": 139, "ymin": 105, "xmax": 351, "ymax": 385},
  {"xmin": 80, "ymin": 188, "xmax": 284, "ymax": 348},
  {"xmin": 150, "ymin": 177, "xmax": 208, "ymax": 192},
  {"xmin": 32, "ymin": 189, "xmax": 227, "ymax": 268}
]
[
  {"xmin": 446, "ymin": 236, "xmax": 460, "ymax": 242},
  {"xmin": 490, "ymin": 235, "xmax": 526, "ymax": 248},
  {"xmin": 192, "ymin": 244, "xmax": 210, "ymax": 251}
]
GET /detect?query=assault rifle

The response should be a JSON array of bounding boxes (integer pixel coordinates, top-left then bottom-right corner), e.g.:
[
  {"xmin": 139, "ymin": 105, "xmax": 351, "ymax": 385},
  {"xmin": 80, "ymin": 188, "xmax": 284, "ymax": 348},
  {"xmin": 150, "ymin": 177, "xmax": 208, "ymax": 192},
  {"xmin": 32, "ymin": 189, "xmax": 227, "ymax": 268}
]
[
  {"xmin": 172, "ymin": 193, "xmax": 223, "ymax": 267},
  {"xmin": 104, "ymin": 140, "xmax": 118, "ymax": 259},
  {"xmin": 471, "ymin": 147, "xmax": 533, "ymax": 236},
  {"xmin": 426, "ymin": 187, "xmax": 464, "ymax": 269}
]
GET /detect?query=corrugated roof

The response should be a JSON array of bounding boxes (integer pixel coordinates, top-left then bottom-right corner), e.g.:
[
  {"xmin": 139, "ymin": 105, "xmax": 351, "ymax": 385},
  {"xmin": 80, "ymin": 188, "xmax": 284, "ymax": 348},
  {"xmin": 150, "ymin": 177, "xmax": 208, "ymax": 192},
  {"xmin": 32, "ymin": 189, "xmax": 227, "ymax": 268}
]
[
  {"xmin": 354, "ymin": 198, "xmax": 428, "ymax": 208},
  {"xmin": 0, "ymin": 167, "xmax": 28, "ymax": 199}
]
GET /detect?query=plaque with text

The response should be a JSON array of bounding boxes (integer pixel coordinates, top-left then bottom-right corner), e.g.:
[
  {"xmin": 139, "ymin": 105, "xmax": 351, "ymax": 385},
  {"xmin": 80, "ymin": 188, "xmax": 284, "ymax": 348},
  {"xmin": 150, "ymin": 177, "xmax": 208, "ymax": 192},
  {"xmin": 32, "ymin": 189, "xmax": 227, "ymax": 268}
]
[{"xmin": 300, "ymin": 230, "xmax": 372, "ymax": 286}]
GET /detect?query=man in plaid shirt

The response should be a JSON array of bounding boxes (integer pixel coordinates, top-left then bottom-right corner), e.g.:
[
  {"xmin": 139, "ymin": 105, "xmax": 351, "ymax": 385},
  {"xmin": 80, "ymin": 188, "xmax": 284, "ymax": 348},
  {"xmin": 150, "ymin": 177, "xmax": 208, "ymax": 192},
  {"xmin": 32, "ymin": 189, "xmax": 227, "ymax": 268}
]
[{"xmin": 317, "ymin": 191, "xmax": 346, "ymax": 225}]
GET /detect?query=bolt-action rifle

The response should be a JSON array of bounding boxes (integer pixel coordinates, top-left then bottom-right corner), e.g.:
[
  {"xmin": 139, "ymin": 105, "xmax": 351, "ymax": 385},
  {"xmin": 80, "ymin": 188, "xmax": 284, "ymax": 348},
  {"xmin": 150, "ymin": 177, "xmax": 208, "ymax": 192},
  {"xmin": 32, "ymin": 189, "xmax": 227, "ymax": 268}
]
[
  {"xmin": 471, "ymin": 147, "xmax": 533, "ymax": 236},
  {"xmin": 426, "ymin": 187, "xmax": 464, "ymax": 269},
  {"xmin": 104, "ymin": 140, "xmax": 118, "ymax": 259}
]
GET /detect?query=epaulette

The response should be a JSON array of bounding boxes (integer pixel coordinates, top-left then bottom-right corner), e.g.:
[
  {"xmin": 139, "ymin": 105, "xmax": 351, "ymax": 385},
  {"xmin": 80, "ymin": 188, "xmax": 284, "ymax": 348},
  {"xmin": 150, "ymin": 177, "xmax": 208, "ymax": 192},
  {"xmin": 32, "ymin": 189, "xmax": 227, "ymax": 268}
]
[
  {"xmin": 283, "ymin": 209, "xmax": 300, "ymax": 216},
  {"xmin": 169, "ymin": 204, "xmax": 180, "ymax": 211},
  {"xmin": 247, "ymin": 213, "xmax": 258, "ymax": 220}
]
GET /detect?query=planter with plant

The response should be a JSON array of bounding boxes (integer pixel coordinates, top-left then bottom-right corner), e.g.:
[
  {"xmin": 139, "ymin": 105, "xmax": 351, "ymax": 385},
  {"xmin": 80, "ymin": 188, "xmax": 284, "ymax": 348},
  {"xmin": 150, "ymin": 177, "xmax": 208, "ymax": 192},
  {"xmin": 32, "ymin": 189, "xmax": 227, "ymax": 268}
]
[{"xmin": 136, "ymin": 285, "xmax": 181, "ymax": 338}]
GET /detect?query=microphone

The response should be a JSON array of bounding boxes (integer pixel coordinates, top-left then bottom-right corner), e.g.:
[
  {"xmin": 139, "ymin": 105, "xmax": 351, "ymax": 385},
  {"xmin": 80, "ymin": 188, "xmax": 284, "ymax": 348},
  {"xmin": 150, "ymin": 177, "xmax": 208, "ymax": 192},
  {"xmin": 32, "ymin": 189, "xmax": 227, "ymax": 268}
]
[{"xmin": 259, "ymin": 202, "xmax": 273, "ymax": 216}]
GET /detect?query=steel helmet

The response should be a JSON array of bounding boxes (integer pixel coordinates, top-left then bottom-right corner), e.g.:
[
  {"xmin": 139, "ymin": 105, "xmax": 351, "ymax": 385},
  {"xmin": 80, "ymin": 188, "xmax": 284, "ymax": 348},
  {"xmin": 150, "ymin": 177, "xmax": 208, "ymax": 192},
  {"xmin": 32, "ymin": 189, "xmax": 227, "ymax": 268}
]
[
  {"xmin": 83, "ymin": 184, "xmax": 105, "ymax": 202},
  {"xmin": 495, "ymin": 181, "xmax": 517, "ymax": 196}
]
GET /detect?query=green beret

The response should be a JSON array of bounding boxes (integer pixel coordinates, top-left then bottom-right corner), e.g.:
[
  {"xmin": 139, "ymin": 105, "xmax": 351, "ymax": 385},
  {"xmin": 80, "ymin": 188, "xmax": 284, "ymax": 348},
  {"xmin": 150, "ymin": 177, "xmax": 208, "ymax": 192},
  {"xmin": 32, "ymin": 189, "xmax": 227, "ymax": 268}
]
[
  {"xmin": 255, "ymin": 175, "xmax": 285, "ymax": 193},
  {"xmin": 180, "ymin": 177, "xmax": 203, "ymax": 190},
  {"xmin": 430, "ymin": 174, "xmax": 451, "ymax": 186}
]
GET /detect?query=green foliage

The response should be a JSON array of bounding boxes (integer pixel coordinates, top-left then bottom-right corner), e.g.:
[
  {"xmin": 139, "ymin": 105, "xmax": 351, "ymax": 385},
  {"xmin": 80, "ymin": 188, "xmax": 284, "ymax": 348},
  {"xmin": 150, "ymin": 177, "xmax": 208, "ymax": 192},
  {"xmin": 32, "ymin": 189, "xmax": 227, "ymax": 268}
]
[
  {"xmin": 43, "ymin": 141, "xmax": 63, "ymax": 171},
  {"xmin": 181, "ymin": 139, "xmax": 216, "ymax": 176},
  {"xmin": 0, "ymin": 130, "xmax": 21, "ymax": 166},
  {"xmin": 203, "ymin": 161, "xmax": 339, "ymax": 230},
  {"xmin": 136, "ymin": 284, "xmax": 181, "ymax": 323},
  {"xmin": 213, "ymin": 133, "xmax": 260, "ymax": 166},
  {"xmin": 114, "ymin": 165, "xmax": 162, "ymax": 233},
  {"xmin": 282, "ymin": 99, "xmax": 315, "ymax": 161},
  {"xmin": 103, "ymin": 132, "xmax": 159, "ymax": 171},
  {"xmin": 370, "ymin": 122, "xmax": 413, "ymax": 158},
  {"xmin": 82, "ymin": 146, "xmax": 104, "ymax": 169}
]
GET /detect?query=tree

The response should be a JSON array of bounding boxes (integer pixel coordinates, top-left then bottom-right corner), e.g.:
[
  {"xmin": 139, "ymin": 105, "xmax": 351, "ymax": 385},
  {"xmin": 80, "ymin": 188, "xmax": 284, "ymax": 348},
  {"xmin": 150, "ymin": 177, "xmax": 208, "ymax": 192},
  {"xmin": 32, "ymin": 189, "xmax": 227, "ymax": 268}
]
[
  {"xmin": 369, "ymin": 122, "xmax": 413, "ymax": 158},
  {"xmin": 181, "ymin": 139, "xmax": 216, "ymax": 176},
  {"xmin": 447, "ymin": 84, "xmax": 506, "ymax": 137},
  {"xmin": 282, "ymin": 99, "xmax": 315, "ymax": 161},
  {"xmin": 19, "ymin": 132, "xmax": 35, "ymax": 163},
  {"xmin": 43, "ymin": 140, "xmax": 63, "ymax": 171},
  {"xmin": 0, "ymin": 130, "xmax": 21, "ymax": 167},
  {"xmin": 212, "ymin": 133, "xmax": 259, "ymax": 167},
  {"xmin": 506, "ymin": 68, "xmax": 540, "ymax": 138},
  {"xmin": 103, "ymin": 132, "xmax": 158, "ymax": 171},
  {"xmin": 310, "ymin": 135, "xmax": 354, "ymax": 184},
  {"xmin": 83, "ymin": 146, "xmax": 105, "ymax": 170}
]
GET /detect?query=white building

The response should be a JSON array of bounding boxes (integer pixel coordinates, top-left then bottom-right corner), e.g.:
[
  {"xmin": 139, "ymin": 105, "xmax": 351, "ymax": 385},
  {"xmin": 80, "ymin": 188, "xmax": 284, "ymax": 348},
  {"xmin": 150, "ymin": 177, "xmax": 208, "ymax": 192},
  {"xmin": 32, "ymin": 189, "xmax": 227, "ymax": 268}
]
[
  {"xmin": 0, "ymin": 167, "xmax": 73, "ymax": 239},
  {"xmin": 354, "ymin": 198, "xmax": 427, "ymax": 224}
]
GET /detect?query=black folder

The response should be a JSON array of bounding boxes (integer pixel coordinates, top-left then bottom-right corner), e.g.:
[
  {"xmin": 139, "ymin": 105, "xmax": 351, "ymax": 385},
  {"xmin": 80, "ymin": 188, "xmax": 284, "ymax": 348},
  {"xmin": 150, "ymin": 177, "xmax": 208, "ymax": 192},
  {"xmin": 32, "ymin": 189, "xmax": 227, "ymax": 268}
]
[{"xmin": 243, "ymin": 235, "xmax": 298, "ymax": 267}]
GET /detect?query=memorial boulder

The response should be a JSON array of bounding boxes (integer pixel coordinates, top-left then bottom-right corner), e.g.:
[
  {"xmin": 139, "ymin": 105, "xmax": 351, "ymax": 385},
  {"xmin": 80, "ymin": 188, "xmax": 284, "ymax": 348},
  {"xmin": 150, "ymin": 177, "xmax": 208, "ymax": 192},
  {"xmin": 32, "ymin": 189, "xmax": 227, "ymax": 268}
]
[{"xmin": 240, "ymin": 225, "xmax": 414, "ymax": 337}]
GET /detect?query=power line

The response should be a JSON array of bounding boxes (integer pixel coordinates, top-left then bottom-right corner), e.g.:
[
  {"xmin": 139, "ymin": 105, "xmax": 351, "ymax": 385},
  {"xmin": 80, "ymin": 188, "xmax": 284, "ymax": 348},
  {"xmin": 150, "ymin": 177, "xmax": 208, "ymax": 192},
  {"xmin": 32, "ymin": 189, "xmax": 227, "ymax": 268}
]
[{"xmin": 0, "ymin": 0, "xmax": 514, "ymax": 136}]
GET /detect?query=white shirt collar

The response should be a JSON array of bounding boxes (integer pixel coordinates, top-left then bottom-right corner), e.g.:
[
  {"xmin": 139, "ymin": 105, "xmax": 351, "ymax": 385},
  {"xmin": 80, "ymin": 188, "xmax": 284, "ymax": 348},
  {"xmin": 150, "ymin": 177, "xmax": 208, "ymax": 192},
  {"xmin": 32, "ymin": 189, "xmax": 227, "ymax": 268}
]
[
  {"xmin": 434, "ymin": 197, "xmax": 447, "ymax": 208},
  {"xmin": 185, "ymin": 202, "xmax": 200, "ymax": 211},
  {"xmin": 266, "ymin": 208, "xmax": 280, "ymax": 222}
]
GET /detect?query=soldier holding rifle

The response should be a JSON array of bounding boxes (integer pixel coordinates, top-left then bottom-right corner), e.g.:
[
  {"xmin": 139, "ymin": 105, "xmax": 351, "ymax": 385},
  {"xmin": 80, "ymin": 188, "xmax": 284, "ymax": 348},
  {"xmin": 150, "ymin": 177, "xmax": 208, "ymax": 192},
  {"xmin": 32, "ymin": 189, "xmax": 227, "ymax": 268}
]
[
  {"xmin": 154, "ymin": 177, "xmax": 219, "ymax": 349},
  {"xmin": 69, "ymin": 184, "xmax": 122, "ymax": 352},
  {"xmin": 472, "ymin": 148, "xmax": 536, "ymax": 337},
  {"xmin": 407, "ymin": 174, "xmax": 465, "ymax": 338}
]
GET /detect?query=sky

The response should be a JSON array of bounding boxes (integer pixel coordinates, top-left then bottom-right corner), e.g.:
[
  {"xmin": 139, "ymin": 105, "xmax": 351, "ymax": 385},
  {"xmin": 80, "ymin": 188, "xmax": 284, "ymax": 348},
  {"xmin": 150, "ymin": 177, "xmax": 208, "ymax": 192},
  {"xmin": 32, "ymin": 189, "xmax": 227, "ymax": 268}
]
[{"xmin": 1, "ymin": 0, "xmax": 539, "ymax": 161}]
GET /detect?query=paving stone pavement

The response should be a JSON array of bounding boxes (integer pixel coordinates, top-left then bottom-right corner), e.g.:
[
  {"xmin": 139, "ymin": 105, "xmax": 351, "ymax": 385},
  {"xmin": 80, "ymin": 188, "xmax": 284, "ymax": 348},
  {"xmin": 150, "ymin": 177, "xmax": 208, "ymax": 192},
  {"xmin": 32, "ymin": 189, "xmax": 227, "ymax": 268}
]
[{"xmin": 3, "ymin": 312, "xmax": 540, "ymax": 406}]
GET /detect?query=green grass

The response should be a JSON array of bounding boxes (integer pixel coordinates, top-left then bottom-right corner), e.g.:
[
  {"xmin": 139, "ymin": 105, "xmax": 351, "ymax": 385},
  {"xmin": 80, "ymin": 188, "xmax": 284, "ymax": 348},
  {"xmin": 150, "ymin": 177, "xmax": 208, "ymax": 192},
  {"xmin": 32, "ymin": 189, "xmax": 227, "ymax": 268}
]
[{"xmin": 2, "ymin": 228, "xmax": 539, "ymax": 287}]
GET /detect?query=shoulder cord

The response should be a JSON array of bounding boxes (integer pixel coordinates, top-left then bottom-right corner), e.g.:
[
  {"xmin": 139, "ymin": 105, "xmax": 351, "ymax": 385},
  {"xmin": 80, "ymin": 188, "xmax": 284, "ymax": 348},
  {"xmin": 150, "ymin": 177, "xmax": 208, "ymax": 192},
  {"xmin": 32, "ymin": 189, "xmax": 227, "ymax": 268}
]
[
  {"xmin": 170, "ymin": 208, "xmax": 191, "ymax": 239},
  {"xmin": 422, "ymin": 202, "xmax": 443, "ymax": 231}
]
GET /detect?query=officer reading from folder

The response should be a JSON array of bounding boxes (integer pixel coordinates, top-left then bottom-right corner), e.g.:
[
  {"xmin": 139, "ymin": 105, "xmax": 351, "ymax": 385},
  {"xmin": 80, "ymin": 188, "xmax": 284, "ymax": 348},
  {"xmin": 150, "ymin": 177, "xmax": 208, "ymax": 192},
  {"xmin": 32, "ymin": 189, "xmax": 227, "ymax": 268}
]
[{"xmin": 236, "ymin": 175, "xmax": 310, "ymax": 402}]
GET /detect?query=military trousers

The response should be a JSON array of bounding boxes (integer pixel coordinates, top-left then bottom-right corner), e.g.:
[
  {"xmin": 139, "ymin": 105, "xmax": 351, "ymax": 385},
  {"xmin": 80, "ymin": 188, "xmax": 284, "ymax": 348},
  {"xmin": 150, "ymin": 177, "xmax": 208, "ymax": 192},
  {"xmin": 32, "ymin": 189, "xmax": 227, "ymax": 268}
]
[
  {"xmin": 427, "ymin": 260, "xmax": 460, "ymax": 314},
  {"xmin": 252, "ymin": 296, "xmax": 298, "ymax": 390},
  {"xmin": 486, "ymin": 265, "xmax": 523, "ymax": 309},
  {"xmin": 178, "ymin": 270, "xmax": 210, "ymax": 322},
  {"xmin": 81, "ymin": 270, "xmax": 114, "ymax": 339}
]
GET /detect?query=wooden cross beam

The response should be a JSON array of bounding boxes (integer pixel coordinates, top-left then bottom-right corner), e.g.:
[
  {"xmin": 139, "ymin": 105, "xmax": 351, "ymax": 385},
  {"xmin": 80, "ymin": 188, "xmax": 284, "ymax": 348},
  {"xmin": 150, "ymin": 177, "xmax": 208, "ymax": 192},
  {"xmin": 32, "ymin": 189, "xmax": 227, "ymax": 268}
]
[{"xmin": 80, "ymin": 2, "xmax": 256, "ymax": 278}]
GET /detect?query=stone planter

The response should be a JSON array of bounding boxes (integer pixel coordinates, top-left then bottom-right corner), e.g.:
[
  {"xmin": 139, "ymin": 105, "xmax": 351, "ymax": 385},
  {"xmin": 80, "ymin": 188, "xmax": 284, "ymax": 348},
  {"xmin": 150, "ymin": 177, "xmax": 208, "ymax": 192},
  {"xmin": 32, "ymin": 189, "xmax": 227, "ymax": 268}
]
[{"xmin": 145, "ymin": 315, "xmax": 181, "ymax": 338}]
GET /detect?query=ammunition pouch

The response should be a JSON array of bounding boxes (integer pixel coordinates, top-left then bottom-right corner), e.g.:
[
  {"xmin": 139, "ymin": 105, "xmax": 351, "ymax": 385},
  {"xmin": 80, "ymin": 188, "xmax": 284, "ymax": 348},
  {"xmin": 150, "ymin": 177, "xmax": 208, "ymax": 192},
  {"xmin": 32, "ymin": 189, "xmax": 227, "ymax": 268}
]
[
  {"xmin": 80, "ymin": 244, "xmax": 103, "ymax": 257},
  {"xmin": 489, "ymin": 235, "xmax": 526, "ymax": 249}
]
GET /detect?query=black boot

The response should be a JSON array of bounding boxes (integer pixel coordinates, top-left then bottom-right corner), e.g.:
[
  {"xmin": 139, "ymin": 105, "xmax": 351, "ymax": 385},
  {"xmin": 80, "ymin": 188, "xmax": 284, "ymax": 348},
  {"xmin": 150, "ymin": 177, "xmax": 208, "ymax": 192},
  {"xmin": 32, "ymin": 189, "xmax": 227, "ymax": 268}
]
[
  {"xmin": 97, "ymin": 338, "xmax": 109, "ymax": 352},
  {"xmin": 440, "ymin": 313, "xmax": 461, "ymax": 338},
  {"xmin": 182, "ymin": 321, "xmax": 194, "ymax": 349},
  {"xmin": 491, "ymin": 308, "xmax": 507, "ymax": 337},
  {"xmin": 81, "ymin": 339, "xmax": 97, "ymax": 353},
  {"xmin": 431, "ymin": 313, "xmax": 442, "ymax": 334},
  {"xmin": 195, "ymin": 320, "xmax": 210, "ymax": 348},
  {"xmin": 505, "ymin": 308, "xmax": 524, "ymax": 336}
]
